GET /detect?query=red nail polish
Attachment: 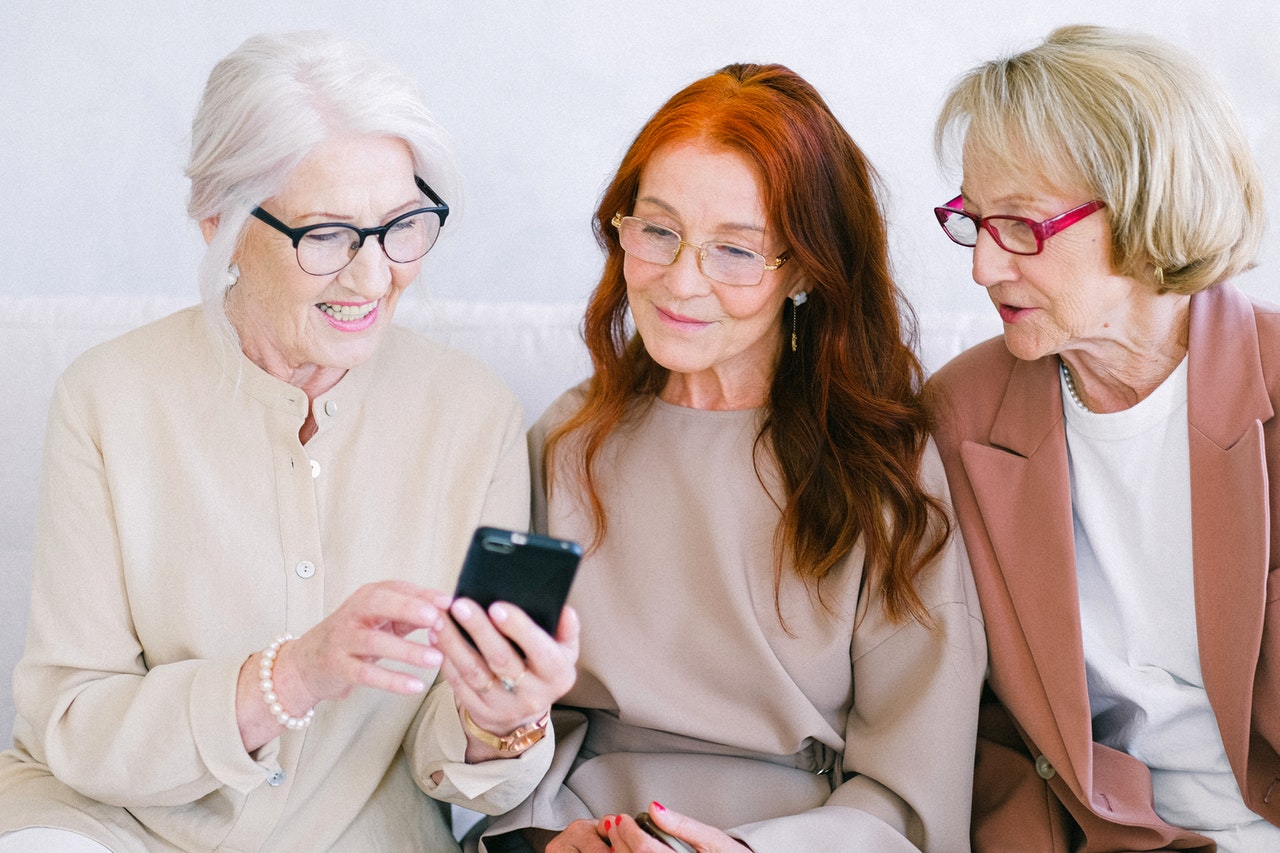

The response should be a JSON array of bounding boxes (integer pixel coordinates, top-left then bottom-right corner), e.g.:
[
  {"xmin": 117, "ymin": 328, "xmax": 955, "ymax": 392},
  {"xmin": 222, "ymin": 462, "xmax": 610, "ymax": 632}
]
[
  {"xmin": 603, "ymin": 817, "xmax": 613, "ymax": 832},
  {"xmin": 651, "ymin": 800, "xmax": 666, "ymax": 813}
]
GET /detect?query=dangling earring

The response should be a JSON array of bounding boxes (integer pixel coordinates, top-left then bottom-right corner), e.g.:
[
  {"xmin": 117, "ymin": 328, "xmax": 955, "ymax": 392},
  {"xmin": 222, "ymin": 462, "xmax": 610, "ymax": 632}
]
[
  {"xmin": 790, "ymin": 291, "xmax": 807, "ymax": 352},
  {"xmin": 226, "ymin": 263, "xmax": 240, "ymax": 289}
]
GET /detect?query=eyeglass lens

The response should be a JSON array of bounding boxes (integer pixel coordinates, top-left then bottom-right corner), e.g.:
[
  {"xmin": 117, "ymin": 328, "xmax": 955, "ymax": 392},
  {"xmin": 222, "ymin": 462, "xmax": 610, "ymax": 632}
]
[
  {"xmin": 938, "ymin": 209, "xmax": 1038, "ymax": 254},
  {"xmin": 295, "ymin": 211, "xmax": 441, "ymax": 275},
  {"xmin": 615, "ymin": 216, "xmax": 770, "ymax": 286}
]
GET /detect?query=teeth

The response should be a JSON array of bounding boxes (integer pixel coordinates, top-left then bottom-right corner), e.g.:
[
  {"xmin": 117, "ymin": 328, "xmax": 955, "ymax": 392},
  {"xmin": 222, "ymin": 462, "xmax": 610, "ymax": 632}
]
[{"xmin": 319, "ymin": 302, "xmax": 376, "ymax": 321}]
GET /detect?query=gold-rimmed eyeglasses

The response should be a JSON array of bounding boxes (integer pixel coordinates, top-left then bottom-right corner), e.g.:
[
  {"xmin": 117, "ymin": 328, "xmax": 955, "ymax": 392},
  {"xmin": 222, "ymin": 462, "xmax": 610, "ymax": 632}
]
[{"xmin": 611, "ymin": 213, "xmax": 788, "ymax": 286}]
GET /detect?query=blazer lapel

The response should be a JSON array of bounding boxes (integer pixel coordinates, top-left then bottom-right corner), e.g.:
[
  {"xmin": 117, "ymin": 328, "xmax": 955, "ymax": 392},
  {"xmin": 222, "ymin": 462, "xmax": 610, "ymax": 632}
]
[
  {"xmin": 961, "ymin": 355, "xmax": 1096, "ymax": 794},
  {"xmin": 1186, "ymin": 284, "xmax": 1273, "ymax": 776}
]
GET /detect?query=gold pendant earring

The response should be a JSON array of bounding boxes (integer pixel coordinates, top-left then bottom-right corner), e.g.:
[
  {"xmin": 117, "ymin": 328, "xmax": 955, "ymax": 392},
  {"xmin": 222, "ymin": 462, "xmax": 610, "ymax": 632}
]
[{"xmin": 790, "ymin": 291, "xmax": 807, "ymax": 352}]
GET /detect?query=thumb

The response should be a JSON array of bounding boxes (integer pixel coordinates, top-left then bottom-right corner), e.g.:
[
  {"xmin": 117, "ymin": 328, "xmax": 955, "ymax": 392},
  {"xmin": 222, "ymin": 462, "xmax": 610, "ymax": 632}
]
[{"xmin": 646, "ymin": 802, "xmax": 703, "ymax": 852}]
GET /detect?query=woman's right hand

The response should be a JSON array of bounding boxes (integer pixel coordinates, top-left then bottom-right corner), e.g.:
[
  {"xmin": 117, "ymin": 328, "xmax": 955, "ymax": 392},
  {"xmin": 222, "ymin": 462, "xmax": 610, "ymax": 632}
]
[{"xmin": 236, "ymin": 580, "xmax": 446, "ymax": 750}]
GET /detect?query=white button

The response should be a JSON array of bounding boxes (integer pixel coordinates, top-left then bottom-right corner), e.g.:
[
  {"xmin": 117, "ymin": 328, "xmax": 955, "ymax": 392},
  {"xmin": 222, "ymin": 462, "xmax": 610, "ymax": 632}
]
[
  {"xmin": 324, "ymin": 400, "xmax": 338, "ymax": 416},
  {"xmin": 1035, "ymin": 754, "xmax": 1056, "ymax": 780},
  {"xmin": 295, "ymin": 560, "xmax": 316, "ymax": 579},
  {"xmin": 267, "ymin": 769, "xmax": 286, "ymax": 786},
  {"xmin": 310, "ymin": 459, "xmax": 320, "ymax": 478}
]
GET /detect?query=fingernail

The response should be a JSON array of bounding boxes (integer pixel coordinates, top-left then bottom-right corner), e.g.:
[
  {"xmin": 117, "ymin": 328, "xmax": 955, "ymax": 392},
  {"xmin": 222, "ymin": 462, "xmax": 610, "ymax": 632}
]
[
  {"xmin": 422, "ymin": 647, "xmax": 442, "ymax": 667},
  {"xmin": 603, "ymin": 817, "xmax": 613, "ymax": 832},
  {"xmin": 418, "ymin": 605, "xmax": 438, "ymax": 624},
  {"xmin": 489, "ymin": 602, "xmax": 508, "ymax": 621},
  {"xmin": 405, "ymin": 678, "xmax": 425, "ymax": 693},
  {"xmin": 651, "ymin": 800, "xmax": 666, "ymax": 813},
  {"xmin": 452, "ymin": 599, "xmax": 474, "ymax": 620}
]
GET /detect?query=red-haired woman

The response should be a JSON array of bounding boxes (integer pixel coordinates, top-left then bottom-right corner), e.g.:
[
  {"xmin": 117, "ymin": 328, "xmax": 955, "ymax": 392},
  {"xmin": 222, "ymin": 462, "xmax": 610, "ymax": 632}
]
[{"xmin": 478, "ymin": 64, "xmax": 985, "ymax": 853}]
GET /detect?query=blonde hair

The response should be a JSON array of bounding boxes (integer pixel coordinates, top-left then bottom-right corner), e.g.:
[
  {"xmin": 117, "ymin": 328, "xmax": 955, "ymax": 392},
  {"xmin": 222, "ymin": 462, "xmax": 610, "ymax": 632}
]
[{"xmin": 935, "ymin": 24, "xmax": 1264, "ymax": 294}]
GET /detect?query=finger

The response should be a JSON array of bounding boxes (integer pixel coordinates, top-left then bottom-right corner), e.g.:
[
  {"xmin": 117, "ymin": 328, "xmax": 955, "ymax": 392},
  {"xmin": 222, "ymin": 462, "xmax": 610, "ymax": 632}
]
[
  {"xmin": 447, "ymin": 598, "xmax": 525, "ymax": 680},
  {"xmin": 347, "ymin": 656, "xmax": 429, "ymax": 696},
  {"xmin": 290, "ymin": 635, "xmax": 427, "ymax": 700},
  {"xmin": 646, "ymin": 802, "xmax": 710, "ymax": 851},
  {"xmin": 351, "ymin": 582, "xmax": 445, "ymax": 631},
  {"xmin": 351, "ymin": 622, "xmax": 443, "ymax": 670},
  {"xmin": 437, "ymin": 644, "xmax": 498, "ymax": 702},
  {"xmin": 605, "ymin": 814, "xmax": 666, "ymax": 853},
  {"xmin": 556, "ymin": 605, "xmax": 581, "ymax": 654},
  {"xmin": 488, "ymin": 602, "xmax": 578, "ymax": 696}
]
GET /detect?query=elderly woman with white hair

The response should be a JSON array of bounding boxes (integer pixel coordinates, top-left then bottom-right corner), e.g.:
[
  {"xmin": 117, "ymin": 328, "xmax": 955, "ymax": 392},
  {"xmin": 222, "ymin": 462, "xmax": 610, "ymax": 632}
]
[{"xmin": 0, "ymin": 31, "xmax": 577, "ymax": 852}]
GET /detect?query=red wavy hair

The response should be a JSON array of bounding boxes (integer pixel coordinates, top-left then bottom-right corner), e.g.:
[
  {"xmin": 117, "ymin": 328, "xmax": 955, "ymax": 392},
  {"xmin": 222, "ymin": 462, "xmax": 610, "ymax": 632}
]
[{"xmin": 545, "ymin": 63, "xmax": 948, "ymax": 624}]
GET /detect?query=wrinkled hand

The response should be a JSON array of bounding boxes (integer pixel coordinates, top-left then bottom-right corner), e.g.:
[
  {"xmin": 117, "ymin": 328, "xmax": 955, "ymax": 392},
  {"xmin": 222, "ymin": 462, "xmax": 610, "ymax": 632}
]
[
  {"xmin": 238, "ymin": 580, "xmax": 447, "ymax": 751},
  {"xmin": 434, "ymin": 594, "xmax": 579, "ymax": 759},
  {"xmin": 601, "ymin": 803, "xmax": 754, "ymax": 853},
  {"xmin": 281, "ymin": 580, "xmax": 447, "ymax": 706}
]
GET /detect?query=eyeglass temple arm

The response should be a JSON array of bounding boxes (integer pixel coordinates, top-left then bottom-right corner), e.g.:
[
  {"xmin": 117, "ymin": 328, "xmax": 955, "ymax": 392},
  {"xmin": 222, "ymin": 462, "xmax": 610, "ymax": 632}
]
[{"xmin": 415, "ymin": 177, "xmax": 450, "ymax": 225}]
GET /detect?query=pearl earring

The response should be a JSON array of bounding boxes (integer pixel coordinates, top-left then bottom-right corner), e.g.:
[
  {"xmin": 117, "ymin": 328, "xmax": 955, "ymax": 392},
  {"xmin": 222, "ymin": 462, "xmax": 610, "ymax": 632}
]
[{"xmin": 226, "ymin": 264, "xmax": 240, "ymax": 288}]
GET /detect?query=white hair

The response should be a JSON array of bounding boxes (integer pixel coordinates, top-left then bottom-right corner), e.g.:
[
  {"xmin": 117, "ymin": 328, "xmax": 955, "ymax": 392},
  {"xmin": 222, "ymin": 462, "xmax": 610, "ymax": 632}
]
[{"xmin": 185, "ymin": 30, "xmax": 460, "ymax": 329}]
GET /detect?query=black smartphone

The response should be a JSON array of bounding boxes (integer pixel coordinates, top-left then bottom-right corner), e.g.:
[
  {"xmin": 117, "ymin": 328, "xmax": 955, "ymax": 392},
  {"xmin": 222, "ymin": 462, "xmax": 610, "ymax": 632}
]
[
  {"xmin": 635, "ymin": 812, "xmax": 695, "ymax": 853},
  {"xmin": 452, "ymin": 526, "xmax": 582, "ymax": 642}
]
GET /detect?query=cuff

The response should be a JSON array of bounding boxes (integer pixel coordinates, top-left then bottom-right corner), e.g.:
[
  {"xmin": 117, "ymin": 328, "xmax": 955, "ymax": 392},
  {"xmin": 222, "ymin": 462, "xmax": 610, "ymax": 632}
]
[
  {"xmin": 413, "ymin": 685, "xmax": 554, "ymax": 814},
  {"xmin": 189, "ymin": 655, "xmax": 280, "ymax": 794}
]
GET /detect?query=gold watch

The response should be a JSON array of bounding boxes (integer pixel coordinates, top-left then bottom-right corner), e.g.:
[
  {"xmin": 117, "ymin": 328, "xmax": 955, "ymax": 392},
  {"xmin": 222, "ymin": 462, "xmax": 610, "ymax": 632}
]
[{"xmin": 463, "ymin": 709, "xmax": 551, "ymax": 754}]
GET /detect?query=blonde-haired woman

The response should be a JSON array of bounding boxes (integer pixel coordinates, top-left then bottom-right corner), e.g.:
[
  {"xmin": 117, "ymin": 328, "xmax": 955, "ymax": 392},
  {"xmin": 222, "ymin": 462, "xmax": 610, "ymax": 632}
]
[{"xmin": 927, "ymin": 24, "xmax": 1276, "ymax": 853}]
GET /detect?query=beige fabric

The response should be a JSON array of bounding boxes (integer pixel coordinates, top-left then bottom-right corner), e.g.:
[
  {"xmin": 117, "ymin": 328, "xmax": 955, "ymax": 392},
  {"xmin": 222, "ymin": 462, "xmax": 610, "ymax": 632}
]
[
  {"xmin": 482, "ymin": 391, "xmax": 986, "ymax": 852},
  {"xmin": 0, "ymin": 307, "xmax": 552, "ymax": 852}
]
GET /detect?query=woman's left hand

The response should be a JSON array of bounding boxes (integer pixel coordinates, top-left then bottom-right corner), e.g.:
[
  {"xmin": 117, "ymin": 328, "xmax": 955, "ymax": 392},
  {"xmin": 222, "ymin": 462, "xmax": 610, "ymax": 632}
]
[
  {"xmin": 433, "ymin": 595, "xmax": 579, "ymax": 762},
  {"xmin": 602, "ymin": 804, "xmax": 754, "ymax": 852}
]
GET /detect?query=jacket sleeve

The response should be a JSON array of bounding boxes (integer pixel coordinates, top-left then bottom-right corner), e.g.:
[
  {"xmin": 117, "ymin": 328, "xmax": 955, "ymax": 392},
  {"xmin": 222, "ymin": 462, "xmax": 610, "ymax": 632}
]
[{"xmin": 12, "ymin": 375, "xmax": 275, "ymax": 807}]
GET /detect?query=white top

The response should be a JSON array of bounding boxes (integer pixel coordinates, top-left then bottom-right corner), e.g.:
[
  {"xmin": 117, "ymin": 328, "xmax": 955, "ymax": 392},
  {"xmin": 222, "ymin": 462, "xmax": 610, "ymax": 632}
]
[{"xmin": 1063, "ymin": 357, "xmax": 1280, "ymax": 850}]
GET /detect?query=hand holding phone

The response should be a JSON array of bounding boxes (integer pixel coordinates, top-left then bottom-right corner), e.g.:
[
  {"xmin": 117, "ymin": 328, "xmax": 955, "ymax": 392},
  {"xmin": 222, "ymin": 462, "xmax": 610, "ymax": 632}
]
[
  {"xmin": 635, "ymin": 812, "xmax": 696, "ymax": 852},
  {"xmin": 452, "ymin": 526, "xmax": 582, "ymax": 643}
]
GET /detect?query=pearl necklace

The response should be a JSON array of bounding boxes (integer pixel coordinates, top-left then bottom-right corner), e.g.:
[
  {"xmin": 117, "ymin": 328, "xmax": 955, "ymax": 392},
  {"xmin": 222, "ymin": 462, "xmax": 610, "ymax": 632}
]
[{"xmin": 1060, "ymin": 361, "xmax": 1091, "ymax": 413}]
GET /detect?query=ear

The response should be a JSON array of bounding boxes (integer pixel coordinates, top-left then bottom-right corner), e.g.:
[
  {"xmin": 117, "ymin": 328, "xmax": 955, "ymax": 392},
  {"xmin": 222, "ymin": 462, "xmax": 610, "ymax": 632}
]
[{"xmin": 199, "ymin": 215, "xmax": 219, "ymax": 246}]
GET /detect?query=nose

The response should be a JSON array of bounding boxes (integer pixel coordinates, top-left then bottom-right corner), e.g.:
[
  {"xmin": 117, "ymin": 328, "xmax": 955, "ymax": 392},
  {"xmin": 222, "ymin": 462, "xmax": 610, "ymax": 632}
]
[
  {"xmin": 970, "ymin": 227, "xmax": 1014, "ymax": 289},
  {"xmin": 338, "ymin": 236, "xmax": 393, "ymax": 298},
  {"xmin": 664, "ymin": 242, "xmax": 714, "ymax": 299}
]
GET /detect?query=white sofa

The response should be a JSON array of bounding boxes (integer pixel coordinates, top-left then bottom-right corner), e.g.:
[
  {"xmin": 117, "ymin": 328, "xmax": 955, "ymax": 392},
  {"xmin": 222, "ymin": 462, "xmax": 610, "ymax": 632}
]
[{"xmin": 0, "ymin": 294, "xmax": 1002, "ymax": 748}]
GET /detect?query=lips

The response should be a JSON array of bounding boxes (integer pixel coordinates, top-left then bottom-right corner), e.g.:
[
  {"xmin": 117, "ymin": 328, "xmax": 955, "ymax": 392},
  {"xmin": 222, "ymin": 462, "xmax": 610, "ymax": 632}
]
[
  {"xmin": 996, "ymin": 302, "xmax": 1035, "ymax": 324},
  {"xmin": 655, "ymin": 306, "xmax": 710, "ymax": 329},
  {"xmin": 317, "ymin": 300, "xmax": 379, "ymax": 332}
]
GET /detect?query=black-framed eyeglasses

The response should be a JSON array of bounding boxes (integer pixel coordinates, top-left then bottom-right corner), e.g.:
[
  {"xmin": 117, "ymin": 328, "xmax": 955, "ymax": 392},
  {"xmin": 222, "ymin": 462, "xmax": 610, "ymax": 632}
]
[
  {"xmin": 251, "ymin": 176, "xmax": 450, "ymax": 275},
  {"xmin": 933, "ymin": 194, "xmax": 1106, "ymax": 256},
  {"xmin": 610, "ymin": 213, "xmax": 788, "ymax": 286}
]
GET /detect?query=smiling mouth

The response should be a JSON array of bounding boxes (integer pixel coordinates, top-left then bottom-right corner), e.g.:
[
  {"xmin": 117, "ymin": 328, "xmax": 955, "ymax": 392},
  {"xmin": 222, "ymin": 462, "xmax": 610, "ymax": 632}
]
[
  {"xmin": 317, "ymin": 301, "xmax": 376, "ymax": 322},
  {"xmin": 657, "ymin": 306, "xmax": 709, "ymax": 326}
]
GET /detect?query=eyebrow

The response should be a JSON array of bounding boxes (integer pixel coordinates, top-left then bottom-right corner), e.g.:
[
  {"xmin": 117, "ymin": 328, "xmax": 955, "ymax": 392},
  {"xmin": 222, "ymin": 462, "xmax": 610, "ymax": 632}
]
[
  {"xmin": 287, "ymin": 195, "xmax": 425, "ymax": 226},
  {"xmin": 634, "ymin": 196, "xmax": 766, "ymax": 237}
]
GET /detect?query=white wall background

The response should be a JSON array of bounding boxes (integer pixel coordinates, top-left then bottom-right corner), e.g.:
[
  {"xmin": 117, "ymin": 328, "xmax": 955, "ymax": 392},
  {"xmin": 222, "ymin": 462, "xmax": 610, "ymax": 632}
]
[{"xmin": 3, "ymin": 1, "xmax": 1277, "ymax": 320}]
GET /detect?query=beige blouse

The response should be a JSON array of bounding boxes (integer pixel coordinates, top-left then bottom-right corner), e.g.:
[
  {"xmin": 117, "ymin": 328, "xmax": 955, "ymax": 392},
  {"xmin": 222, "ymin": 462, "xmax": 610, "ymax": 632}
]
[
  {"xmin": 0, "ymin": 307, "xmax": 552, "ymax": 852},
  {"xmin": 481, "ymin": 390, "xmax": 986, "ymax": 851}
]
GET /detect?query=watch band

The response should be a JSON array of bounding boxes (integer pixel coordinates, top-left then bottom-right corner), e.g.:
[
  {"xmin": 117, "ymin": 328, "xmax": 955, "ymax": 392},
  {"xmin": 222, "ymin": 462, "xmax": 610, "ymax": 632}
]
[{"xmin": 463, "ymin": 709, "xmax": 551, "ymax": 754}]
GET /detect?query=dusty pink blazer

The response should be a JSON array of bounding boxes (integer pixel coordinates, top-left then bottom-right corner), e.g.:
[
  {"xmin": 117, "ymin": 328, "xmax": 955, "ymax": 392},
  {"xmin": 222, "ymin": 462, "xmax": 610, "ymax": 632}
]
[{"xmin": 927, "ymin": 282, "xmax": 1280, "ymax": 852}]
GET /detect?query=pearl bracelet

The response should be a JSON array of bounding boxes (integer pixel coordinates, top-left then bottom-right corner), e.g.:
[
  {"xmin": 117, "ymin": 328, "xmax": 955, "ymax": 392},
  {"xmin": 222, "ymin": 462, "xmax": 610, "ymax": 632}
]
[{"xmin": 259, "ymin": 634, "xmax": 316, "ymax": 730}]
